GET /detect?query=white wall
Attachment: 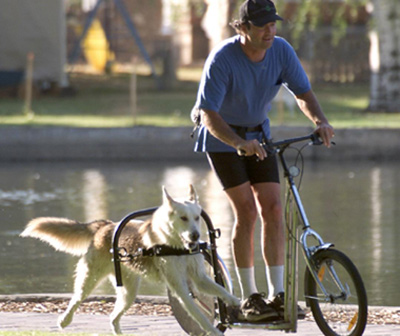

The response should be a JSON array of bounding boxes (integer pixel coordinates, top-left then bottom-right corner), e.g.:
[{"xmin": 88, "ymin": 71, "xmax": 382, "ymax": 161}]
[{"xmin": 0, "ymin": 0, "xmax": 68, "ymax": 87}]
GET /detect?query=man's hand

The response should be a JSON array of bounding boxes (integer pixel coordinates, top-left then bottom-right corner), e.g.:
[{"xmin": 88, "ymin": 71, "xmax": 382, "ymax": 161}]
[
  {"xmin": 315, "ymin": 122, "xmax": 335, "ymax": 148},
  {"xmin": 236, "ymin": 139, "xmax": 267, "ymax": 160},
  {"xmin": 201, "ymin": 109, "xmax": 268, "ymax": 159}
]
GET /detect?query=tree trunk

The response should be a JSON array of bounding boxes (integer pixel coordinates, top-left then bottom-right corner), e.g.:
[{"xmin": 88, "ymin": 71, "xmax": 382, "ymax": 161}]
[
  {"xmin": 368, "ymin": 0, "xmax": 400, "ymax": 112},
  {"xmin": 201, "ymin": 0, "xmax": 231, "ymax": 51}
]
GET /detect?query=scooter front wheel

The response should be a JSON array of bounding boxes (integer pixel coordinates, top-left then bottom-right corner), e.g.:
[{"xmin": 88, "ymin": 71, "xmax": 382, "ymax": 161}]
[{"xmin": 304, "ymin": 248, "xmax": 368, "ymax": 336}]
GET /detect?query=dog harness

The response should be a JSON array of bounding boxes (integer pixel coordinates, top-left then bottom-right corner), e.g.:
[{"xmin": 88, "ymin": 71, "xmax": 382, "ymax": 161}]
[{"xmin": 117, "ymin": 242, "xmax": 209, "ymax": 261}]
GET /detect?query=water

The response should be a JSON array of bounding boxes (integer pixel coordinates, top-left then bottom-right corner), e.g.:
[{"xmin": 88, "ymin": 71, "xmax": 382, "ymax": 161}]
[{"xmin": 0, "ymin": 159, "xmax": 399, "ymax": 307}]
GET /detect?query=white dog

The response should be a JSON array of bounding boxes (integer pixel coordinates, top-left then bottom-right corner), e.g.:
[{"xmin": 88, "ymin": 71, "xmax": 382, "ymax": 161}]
[{"xmin": 20, "ymin": 185, "xmax": 239, "ymax": 335}]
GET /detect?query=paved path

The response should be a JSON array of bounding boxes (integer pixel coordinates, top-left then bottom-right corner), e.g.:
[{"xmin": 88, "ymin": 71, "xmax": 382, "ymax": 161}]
[
  {"xmin": 1, "ymin": 295, "xmax": 399, "ymax": 335},
  {"xmin": 1, "ymin": 311, "xmax": 400, "ymax": 335}
]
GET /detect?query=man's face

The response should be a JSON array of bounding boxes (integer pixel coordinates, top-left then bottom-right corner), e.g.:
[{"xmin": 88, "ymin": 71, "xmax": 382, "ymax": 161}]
[{"xmin": 245, "ymin": 21, "xmax": 277, "ymax": 51}]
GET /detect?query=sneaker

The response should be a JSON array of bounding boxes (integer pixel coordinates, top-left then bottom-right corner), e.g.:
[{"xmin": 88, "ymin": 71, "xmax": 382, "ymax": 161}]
[
  {"xmin": 238, "ymin": 293, "xmax": 279, "ymax": 322},
  {"xmin": 269, "ymin": 292, "xmax": 306, "ymax": 319}
]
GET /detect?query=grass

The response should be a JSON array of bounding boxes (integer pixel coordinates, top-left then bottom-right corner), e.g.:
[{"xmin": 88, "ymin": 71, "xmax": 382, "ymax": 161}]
[
  {"xmin": 1, "ymin": 65, "xmax": 399, "ymax": 129},
  {"xmin": 0, "ymin": 69, "xmax": 198, "ymax": 128},
  {"xmin": 312, "ymin": 84, "xmax": 400, "ymax": 128}
]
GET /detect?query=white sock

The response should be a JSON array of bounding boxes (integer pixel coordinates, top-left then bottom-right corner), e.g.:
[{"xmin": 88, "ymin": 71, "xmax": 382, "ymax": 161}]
[
  {"xmin": 266, "ymin": 265, "xmax": 285, "ymax": 300},
  {"xmin": 236, "ymin": 267, "xmax": 258, "ymax": 300}
]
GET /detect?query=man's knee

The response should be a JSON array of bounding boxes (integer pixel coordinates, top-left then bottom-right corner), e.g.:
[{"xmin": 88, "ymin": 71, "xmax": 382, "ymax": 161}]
[
  {"xmin": 235, "ymin": 199, "xmax": 258, "ymax": 224},
  {"xmin": 261, "ymin": 200, "xmax": 283, "ymax": 223}
]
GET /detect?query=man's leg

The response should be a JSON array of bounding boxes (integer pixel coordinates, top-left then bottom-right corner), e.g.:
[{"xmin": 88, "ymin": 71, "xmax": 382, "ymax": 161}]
[
  {"xmin": 252, "ymin": 182, "xmax": 285, "ymax": 300},
  {"xmin": 225, "ymin": 182, "xmax": 258, "ymax": 298},
  {"xmin": 225, "ymin": 182, "xmax": 258, "ymax": 269},
  {"xmin": 206, "ymin": 152, "xmax": 279, "ymax": 321},
  {"xmin": 225, "ymin": 182, "xmax": 279, "ymax": 321},
  {"xmin": 253, "ymin": 182, "xmax": 305, "ymax": 318}
]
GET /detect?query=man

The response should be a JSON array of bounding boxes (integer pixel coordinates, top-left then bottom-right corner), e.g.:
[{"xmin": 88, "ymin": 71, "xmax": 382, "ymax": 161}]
[{"xmin": 192, "ymin": 0, "xmax": 334, "ymax": 322}]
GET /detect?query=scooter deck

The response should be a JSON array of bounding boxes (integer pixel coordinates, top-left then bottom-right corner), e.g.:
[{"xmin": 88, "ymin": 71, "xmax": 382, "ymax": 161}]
[{"xmin": 221, "ymin": 317, "xmax": 297, "ymax": 332}]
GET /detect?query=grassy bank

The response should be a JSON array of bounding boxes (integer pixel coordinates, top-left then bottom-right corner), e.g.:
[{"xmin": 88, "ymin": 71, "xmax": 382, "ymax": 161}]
[{"xmin": 1, "ymin": 67, "xmax": 399, "ymax": 129}]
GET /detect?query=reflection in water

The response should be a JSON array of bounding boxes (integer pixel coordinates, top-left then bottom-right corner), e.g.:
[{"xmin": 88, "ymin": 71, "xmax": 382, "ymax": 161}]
[
  {"xmin": 162, "ymin": 166, "xmax": 197, "ymax": 196},
  {"xmin": 202, "ymin": 171, "xmax": 233, "ymax": 271},
  {"xmin": 0, "ymin": 189, "xmax": 61, "ymax": 206},
  {"xmin": 369, "ymin": 168, "xmax": 383, "ymax": 304},
  {"xmin": 370, "ymin": 168, "xmax": 382, "ymax": 272},
  {"xmin": 83, "ymin": 170, "xmax": 107, "ymax": 221},
  {"xmin": 1, "ymin": 160, "xmax": 400, "ymax": 307}
]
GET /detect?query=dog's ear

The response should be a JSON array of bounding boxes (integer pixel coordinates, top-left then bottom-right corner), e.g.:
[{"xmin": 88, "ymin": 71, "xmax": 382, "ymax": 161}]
[
  {"xmin": 188, "ymin": 184, "xmax": 198, "ymax": 204},
  {"xmin": 162, "ymin": 186, "xmax": 175, "ymax": 206}
]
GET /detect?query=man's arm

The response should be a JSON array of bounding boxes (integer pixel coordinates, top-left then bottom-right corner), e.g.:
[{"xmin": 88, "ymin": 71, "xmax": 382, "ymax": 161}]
[
  {"xmin": 295, "ymin": 90, "xmax": 335, "ymax": 147},
  {"xmin": 201, "ymin": 109, "xmax": 267, "ymax": 160}
]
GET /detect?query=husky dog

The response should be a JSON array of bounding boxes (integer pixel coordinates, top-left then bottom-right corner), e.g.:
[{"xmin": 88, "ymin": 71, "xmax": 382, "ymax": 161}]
[{"xmin": 20, "ymin": 185, "xmax": 239, "ymax": 335}]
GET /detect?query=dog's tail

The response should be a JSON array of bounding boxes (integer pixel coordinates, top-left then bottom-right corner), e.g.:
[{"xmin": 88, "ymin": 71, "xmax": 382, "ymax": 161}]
[{"xmin": 20, "ymin": 217, "xmax": 110, "ymax": 256}]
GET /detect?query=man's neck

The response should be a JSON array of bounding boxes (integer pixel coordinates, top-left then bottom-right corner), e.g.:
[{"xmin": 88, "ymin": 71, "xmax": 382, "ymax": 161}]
[{"xmin": 239, "ymin": 36, "xmax": 267, "ymax": 63}]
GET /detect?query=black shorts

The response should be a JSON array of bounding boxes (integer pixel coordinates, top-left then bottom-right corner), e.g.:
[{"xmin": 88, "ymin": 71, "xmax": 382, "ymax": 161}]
[{"xmin": 207, "ymin": 152, "xmax": 280, "ymax": 190}]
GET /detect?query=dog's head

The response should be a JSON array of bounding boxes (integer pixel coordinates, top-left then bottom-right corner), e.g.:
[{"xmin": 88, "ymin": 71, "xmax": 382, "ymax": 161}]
[{"xmin": 151, "ymin": 185, "xmax": 202, "ymax": 250}]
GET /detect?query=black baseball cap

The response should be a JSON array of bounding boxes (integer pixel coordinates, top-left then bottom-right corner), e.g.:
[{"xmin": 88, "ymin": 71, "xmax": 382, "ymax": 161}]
[{"xmin": 239, "ymin": 0, "xmax": 283, "ymax": 27}]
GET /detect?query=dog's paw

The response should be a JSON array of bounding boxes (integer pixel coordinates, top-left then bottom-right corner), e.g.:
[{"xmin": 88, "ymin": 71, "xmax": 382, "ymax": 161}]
[
  {"xmin": 111, "ymin": 320, "xmax": 122, "ymax": 335},
  {"xmin": 209, "ymin": 329, "xmax": 224, "ymax": 336},
  {"xmin": 57, "ymin": 313, "xmax": 72, "ymax": 329}
]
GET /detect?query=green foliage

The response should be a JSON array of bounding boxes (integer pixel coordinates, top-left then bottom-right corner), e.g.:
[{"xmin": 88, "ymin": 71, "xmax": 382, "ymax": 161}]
[
  {"xmin": 289, "ymin": 0, "xmax": 320, "ymax": 47},
  {"xmin": 277, "ymin": 0, "xmax": 369, "ymax": 47},
  {"xmin": 231, "ymin": 0, "xmax": 368, "ymax": 47},
  {"xmin": 190, "ymin": 0, "xmax": 207, "ymax": 17}
]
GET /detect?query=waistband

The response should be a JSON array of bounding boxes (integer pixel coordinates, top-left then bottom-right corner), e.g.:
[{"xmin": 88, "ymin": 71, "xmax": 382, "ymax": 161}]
[{"xmin": 229, "ymin": 124, "xmax": 263, "ymax": 133}]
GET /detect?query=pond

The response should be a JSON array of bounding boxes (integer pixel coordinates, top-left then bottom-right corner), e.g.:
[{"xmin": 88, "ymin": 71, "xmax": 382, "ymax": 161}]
[{"xmin": 0, "ymin": 158, "xmax": 399, "ymax": 307}]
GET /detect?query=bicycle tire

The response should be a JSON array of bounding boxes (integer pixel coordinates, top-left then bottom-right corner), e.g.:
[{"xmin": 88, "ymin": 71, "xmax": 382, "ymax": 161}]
[
  {"xmin": 167, "ymin": 249, "xmax": 231, "ymax": 335},
  {"xmin": 304, "ymin": 248, "xmax": 368, "ymax": 336}
]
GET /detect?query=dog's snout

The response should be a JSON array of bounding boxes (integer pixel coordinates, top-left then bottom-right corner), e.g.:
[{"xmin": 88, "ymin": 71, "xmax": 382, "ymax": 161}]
[{"xmin": 190, "ymin": 230, "xmax": 200, "ymax": 242}]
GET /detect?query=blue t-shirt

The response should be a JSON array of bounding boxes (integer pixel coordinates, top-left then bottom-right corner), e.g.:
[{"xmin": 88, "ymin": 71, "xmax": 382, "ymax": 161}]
[{"xmin": 194, "ymin": 35, "xmax": 311, "ymax": 152}]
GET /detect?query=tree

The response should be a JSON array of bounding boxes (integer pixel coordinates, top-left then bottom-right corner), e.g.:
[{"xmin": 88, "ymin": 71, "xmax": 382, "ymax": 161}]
[
  {"xmin": 275, "ymin": 0, "xmax": 400, "ymax": 113},
  {"xmin": 368, "ymin": 0, "xmax": 400, "ymax": 112}
]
